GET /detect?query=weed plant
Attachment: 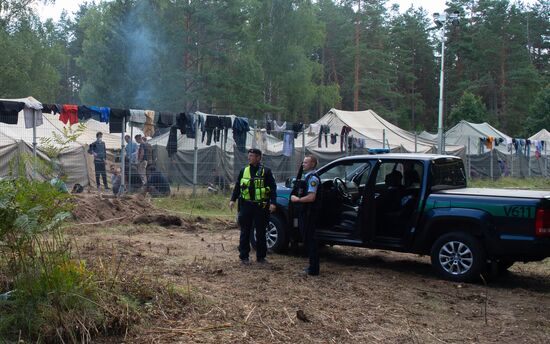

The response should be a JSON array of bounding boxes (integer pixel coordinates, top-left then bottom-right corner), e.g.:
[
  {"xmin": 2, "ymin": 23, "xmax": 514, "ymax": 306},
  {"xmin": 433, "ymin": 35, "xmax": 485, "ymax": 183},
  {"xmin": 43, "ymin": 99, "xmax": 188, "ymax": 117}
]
[{"xmin": 0, "ymin": 177, "xmax": 192, "ymax": 343}]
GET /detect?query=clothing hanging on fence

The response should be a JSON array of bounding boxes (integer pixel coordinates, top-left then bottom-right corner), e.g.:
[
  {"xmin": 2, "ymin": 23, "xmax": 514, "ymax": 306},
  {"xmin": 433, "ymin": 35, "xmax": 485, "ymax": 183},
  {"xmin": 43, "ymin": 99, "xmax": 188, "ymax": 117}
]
[
  {"xmin": 143, "ymin": 110, "xmax": 155, "ymax": 137},
  {"xmin": 341, "ymin": 126, "xmax": 351, "ymax": 152},
  {"xmin": 260, "ymin": 128, "xmax": 268, "ymax": 153},
  {"xmin": 156, "ymin": 112, "xmax": 175, "ymax": 128},
  {"xmin": 77, "ymin": 106, "xmax": 100, "ymax": 121},
  {"xmin": 232, "ymin": 116, "xmax": 250, "ymax": 153},
  {"xmin": 330, "ymin": 133, "xmax": 338, "ymax": 145},
  {"xmin": 23, "ymin": 106, "xmax": 43, "ymax": 129},
  {"xmin": 0, "ymin": 101, "xmax": 24, "ymax": 124},
  {"xmin": 220, "ymin": 116, "xmax": 232, "ymax": 147},
  {"xmin": 175, "ymin": 113, "xmax": 186, "ymax": 134},
  {"xmin": 60, "ymin": 104, "xmax": 79, "ymax": 125},
  {"xmin": 109, "ymin": 108, "xmax": 129, "ymax": 133},
  {"xmin": 266, "ymin": 120, "xmax": 273, "ymax": 134},
  {"xmin": 318, "ymin": 125, "xmax": 330, "ymax": 148},
  {"xmin": 202, "ymin": 115, "xmax": 222, "ymax": 145},
  {"xmin": 251, "ymin": 127, "xmax": 259, "ymax": 149},
  {"xmin": 183, "ymin": 113, "xmax": 195, "ymax": 138},
  {"xmin": 42, "ymin": 103, "xmax": 61, "ymax": 115},
  {"xmin": 167, "ymin": 126, "xmax": 178, "ymax": 157},
  {"xmin": 129, "ymin": 109, "xmax": 146, "ymax": 129},
  {"xmin": 292, "ymin": 122, "xmax": 303, "ymax": 138},
  {"xmin": 283, "ymin": 130, "xmax": 294, "ymax": 157},
  {"xmin": 88, "ymin": 106, "xmax": 110, "ymax": 123},
  {"xmin": 273, "ymin": 121, "xmax": 286, "ymax": 132}
]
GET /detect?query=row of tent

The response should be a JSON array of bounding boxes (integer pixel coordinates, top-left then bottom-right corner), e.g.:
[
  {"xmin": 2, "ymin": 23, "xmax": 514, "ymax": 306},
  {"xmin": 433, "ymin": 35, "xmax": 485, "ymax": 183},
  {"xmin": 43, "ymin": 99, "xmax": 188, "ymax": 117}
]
[{"xmin": 0, "ymin": 97, "xmax": 548, "ymax": 187}]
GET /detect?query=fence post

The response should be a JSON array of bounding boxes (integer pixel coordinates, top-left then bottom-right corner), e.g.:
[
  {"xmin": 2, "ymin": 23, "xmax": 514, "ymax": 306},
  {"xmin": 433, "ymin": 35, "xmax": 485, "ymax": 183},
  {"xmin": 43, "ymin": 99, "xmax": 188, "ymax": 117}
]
[
  {"xmin": 467, "ymin": 137, "xmax": 470, "ymax": 178},
  {"xmin": 128, "ymin": 125, "xmax": 134, "ymax": 192},
  {"xmin": 192, "ymin": 112, "xmax": 199, "ymax": 196},
  {"xmin": 382, "ymin": 129, "xmax": 386, "ymax": 149},
  {"xmin": 490, "ymin": 149, "xmax": 494, "ymax": 180},
  {"xmin": 301, "ymin": 127, "xmax": 306, "ymax": 163},
  {"xmin": 32, "ymin": 110, "xmax": 37, "ymax": 178},
  {"xmin": 120, "ymin": 117, "xmax": 126, "ymax": 190}
]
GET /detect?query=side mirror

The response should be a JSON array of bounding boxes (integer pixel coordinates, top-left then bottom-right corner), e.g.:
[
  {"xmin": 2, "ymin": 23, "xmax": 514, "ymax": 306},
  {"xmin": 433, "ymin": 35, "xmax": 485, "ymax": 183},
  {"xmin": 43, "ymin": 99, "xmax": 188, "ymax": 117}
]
[{"xmin": 285, "ymin": 177, "xmax": 297, "ymax": 188}]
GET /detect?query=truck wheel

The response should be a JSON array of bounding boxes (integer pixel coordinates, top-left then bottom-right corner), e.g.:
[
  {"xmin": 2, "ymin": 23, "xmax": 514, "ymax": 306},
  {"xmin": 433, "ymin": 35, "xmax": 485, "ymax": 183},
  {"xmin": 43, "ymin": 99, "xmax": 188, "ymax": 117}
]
[
  {"xmin": 430, "ymin": 232, "xmax": 486, "ymax": 282},
  {"xmin": 251, "ymin": 214, "xmax": 289, "ymax": 253}
]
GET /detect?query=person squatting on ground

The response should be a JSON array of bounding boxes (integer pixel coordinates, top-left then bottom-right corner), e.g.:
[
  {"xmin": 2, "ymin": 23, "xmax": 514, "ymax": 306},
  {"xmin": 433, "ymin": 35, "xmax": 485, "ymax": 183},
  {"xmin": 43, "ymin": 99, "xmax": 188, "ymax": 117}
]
[
  {"xmin": 146, "ymin": 166, "xmax": 171, "ymax": 197},
  {"xmin": 290, "ymin": 155, "xmax": 321, "ymax": 276},
  {"xmin": 50, "ymin": 171, "xmax": 68, "ymax": 193},
  {"xmin": 229, "ymin": 148, "xmax": 277, "ymax": 265},
  {"xmin": 88, "ymin": 132, "xmax": 109, "ymax": 190},
  {"xmin": 110, "ymin": 165, "xmax": 122, "ymax": 196}
]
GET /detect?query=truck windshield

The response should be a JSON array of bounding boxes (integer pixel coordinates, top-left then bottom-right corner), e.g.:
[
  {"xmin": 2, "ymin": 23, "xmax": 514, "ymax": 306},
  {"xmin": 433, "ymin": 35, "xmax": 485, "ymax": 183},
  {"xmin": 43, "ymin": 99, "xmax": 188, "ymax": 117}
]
[{"xmin": 430, "ymin": 159, "xmax": 467, "ymax": 191}]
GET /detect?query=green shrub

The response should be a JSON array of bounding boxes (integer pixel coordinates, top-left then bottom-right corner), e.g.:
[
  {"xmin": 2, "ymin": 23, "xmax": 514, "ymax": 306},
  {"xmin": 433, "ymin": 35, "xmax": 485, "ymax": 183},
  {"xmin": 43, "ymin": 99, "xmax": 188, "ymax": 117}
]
[{"xmin": 0, "ymin": 178, "xmax": 105, "ymax": 343}]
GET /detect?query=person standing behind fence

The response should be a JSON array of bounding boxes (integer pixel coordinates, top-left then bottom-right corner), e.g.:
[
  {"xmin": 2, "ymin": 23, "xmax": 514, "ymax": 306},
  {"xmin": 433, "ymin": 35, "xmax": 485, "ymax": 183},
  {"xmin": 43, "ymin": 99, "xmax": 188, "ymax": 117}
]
[
  {"xmin": 290, "ymin": 155, "xmax": 320, "ymax": 276},
  {"xmin": 88, "ymin": 132, "xmax": 109, "ymax": 191},
  {"xmin": 136, "ymin": 134, "xmax": 147, "ymax": 185},
  {"xmin": 124, "ymin": 134, "xmax": 138, "ymax": 164},
  {"xmin": 141, "ymin": 136, "xmax": 156, "ymax": 179},
  {"xmin": 229, "ymin": 148, "xmax": 277, "ymax": 265}
]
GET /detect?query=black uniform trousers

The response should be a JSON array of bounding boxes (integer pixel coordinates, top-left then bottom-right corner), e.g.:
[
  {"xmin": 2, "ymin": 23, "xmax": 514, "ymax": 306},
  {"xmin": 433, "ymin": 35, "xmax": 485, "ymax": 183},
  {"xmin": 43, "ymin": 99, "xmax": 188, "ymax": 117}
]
[
  {"xmin": 299, "ymin": 207, "xmax": 319, "ymax": 274},
  {"xmin": 238, "ymin": 201, "xmax": 268, "ymax": 261},
  {"xmin": 94, "ymin": 160, "xmax": 108, "ymax": 188}
]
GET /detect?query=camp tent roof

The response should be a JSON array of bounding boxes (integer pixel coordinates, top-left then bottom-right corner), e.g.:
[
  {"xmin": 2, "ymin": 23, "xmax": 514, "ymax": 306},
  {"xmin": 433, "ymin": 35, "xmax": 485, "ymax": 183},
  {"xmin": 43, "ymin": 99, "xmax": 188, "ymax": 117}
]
[
  {"xmin": 273, "ymin": 108, "xmax": 463, "ymax": 155},
  {"xmin": 529, "ymin": 129, "xmax": 550, "ymax": 141},
  {"xmin": 445, "ymin": 120, "xmax": 512, "ymax": 155},
  {"xmin": 419, "ymin": 130, "xmax": 438, "ymax": 141}
]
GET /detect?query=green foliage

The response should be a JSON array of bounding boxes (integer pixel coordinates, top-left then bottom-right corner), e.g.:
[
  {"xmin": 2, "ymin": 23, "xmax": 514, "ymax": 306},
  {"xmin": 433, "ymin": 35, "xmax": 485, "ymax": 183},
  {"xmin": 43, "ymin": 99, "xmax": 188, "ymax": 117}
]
[
  {"xmin": 448, "ymin": 91, "xmax": 490, "ymax": 126},
  {"xmin": 0, "ymin": 178, "xmax": 139, "ymax": 343},
  {"xmin": 39, "ymin": 122, "xmax": 87, "ymax": 159},
  {"xmin": 525, "ymin": 84, "xmax": 550, "ymax": 135}
]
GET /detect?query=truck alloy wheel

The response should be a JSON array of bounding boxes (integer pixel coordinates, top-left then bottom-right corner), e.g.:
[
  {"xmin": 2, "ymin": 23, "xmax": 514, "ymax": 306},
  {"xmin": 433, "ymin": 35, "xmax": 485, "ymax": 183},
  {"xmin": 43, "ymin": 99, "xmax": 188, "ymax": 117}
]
[
  {"xmin": 251, "ymin": 214, "xmax": 288, "ymax": 253},
  {"xmin": 430, "ymin": 232, "xmax": 486, "ymax": 282}
]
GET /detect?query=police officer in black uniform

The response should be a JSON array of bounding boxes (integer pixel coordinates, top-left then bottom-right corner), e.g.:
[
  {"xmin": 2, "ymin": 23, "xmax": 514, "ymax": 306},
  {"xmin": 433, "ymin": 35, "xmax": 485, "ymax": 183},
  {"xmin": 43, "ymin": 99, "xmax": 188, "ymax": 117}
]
[
  {"xmin": 290, "ymin": 155, "xmax": 320, "ymax": 276},
  {"xmin": 229, "ymin": 148, "xmax": 277, "ymax": 265}
]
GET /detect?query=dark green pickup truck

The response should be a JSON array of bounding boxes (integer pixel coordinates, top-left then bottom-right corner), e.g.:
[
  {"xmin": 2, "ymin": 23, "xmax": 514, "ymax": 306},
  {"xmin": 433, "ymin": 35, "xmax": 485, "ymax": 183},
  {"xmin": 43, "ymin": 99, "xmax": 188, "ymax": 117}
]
[{"xmin": 261, "ymin": 154, "xmax": 550, "ymax": 281}]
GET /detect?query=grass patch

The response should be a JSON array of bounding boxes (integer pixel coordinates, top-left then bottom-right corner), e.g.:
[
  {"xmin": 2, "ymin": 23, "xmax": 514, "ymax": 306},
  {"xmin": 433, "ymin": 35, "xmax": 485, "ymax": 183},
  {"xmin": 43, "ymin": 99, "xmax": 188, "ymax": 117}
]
[
  {"xmin": 469, "ymin": 177, "xmax": 550, "ymax": 190},
  {"xmin": 153, "ymin": 191, "xmax": 232, "ymax": 218}
]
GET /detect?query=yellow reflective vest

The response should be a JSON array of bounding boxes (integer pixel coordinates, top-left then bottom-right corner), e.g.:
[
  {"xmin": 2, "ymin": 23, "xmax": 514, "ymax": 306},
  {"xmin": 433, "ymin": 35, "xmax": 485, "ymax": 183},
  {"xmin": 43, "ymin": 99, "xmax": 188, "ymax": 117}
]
[{"xmin": 240, "ymin": 165, "xmax": 270, "ymax": 202}]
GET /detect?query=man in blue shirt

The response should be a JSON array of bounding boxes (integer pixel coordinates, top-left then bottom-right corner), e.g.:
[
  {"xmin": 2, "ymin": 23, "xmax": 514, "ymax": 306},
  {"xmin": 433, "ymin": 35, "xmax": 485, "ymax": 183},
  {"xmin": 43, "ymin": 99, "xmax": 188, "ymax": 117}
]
[
  {"xmin": 124, "ymin": 134, "xmax": 138, "ymax": 164},
  {"xmin": 290, "ymin": 155, "xmax": 320, "ymax": 276}
]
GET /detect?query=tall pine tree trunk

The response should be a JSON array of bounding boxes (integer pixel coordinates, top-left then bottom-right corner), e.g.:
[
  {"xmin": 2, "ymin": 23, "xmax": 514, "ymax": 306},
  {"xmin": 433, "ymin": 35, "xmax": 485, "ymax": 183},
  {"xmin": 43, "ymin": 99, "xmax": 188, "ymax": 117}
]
[
  {"xmin": 353, "ymin": 0, "xmax": 361, "ymax": 111},
  {"xmin": 500, "ymin": 44, "xmax": 507, "ymax": 131}
]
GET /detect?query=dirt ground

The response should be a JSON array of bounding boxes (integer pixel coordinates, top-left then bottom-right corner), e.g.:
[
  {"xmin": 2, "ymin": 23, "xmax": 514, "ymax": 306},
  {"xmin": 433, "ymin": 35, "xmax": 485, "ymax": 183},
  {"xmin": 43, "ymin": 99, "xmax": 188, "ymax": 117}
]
[{"xmin": 69, "ymin": 194, "xmax": 550, "ymax": 344}]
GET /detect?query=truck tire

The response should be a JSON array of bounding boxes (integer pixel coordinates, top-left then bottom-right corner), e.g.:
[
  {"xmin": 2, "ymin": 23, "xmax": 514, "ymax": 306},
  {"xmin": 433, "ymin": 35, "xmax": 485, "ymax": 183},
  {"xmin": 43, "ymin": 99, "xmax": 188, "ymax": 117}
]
[
  {"xmin": 251, "ymin": 214, "xmax": 289, "ymax": 253},
  {"xmin": 430, "ymin": 232, "xmax": 486, "ymax": 282}
]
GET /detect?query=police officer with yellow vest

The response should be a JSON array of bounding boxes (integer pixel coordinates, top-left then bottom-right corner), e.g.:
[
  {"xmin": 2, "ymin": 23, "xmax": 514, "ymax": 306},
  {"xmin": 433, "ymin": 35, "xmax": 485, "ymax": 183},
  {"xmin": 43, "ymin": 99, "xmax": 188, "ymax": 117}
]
[{"xmin": 229, "ymin": 148, "xmax": 277, "ymax": 265}]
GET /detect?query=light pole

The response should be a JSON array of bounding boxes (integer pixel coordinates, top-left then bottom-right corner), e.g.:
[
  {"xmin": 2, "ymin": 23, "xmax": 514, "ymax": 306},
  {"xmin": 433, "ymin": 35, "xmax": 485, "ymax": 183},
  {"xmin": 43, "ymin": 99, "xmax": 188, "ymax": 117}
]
[{"xmin": 433, "ymin": 11, "xmax": 459, "ymax": 154}]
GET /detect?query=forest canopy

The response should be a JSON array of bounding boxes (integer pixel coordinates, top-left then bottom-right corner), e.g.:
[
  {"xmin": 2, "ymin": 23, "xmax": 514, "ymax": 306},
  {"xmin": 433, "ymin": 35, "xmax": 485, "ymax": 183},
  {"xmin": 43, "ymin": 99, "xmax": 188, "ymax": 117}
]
[{"xmin": 0, "ymin": 0, "xmax": 548, "ymax": 136}]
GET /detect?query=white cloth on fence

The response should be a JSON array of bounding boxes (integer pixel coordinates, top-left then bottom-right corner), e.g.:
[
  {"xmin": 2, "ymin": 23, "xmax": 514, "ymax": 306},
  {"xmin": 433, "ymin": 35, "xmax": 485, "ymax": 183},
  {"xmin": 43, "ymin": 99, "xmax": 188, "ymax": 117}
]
[{"xmin": 23, "ymin": 108, "xmax": 43, "ymax": 128}]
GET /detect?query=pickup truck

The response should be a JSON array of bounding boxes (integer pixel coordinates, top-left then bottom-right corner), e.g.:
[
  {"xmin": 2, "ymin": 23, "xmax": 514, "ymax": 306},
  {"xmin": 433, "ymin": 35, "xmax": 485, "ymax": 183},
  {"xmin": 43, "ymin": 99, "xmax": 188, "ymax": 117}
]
[{"xmin": 258, "ymin": 153, "xmax": 550, "ymax": 281}]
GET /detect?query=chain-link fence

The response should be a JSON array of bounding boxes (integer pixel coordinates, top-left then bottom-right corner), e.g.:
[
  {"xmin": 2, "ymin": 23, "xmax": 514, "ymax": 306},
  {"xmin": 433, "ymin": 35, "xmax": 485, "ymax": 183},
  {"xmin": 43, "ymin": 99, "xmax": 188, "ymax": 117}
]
[{"xmin": 1, "ymin": 100, "xmax": 548, "ymax": 198}]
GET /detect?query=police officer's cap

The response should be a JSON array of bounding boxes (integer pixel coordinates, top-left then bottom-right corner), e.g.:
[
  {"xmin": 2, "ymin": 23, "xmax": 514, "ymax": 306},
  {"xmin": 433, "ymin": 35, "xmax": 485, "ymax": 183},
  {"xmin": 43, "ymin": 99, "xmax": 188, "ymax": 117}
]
[{"xmin": 248, "ymin": 148, "xmax": 262, "ymax": 156}]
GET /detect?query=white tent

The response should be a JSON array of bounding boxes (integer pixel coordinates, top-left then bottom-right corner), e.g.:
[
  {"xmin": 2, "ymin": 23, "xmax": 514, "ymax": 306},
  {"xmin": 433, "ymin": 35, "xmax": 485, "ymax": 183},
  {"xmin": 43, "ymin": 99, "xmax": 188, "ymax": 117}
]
[
  {"xmin": 419, "ymin": 130, "xmax": 438, "ymax": 141},
  {"xmin": 274, "ymin": 108, "xmax": 464, "ymax": 155},
  {"xmin": 529, "ymin": 129, "xmax": 550, "ymax": 142},
  {"xmin": 445, "ymin": 120, "xmax": 512, "ymax": 155}
]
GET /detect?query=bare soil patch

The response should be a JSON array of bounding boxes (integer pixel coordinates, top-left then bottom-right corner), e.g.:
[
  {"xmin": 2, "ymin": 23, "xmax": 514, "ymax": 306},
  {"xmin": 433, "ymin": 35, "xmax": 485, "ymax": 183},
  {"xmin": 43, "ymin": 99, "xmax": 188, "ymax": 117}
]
[{"xmin": 68, "ymin": 196, "xmax": 550, "ymax": 344}]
